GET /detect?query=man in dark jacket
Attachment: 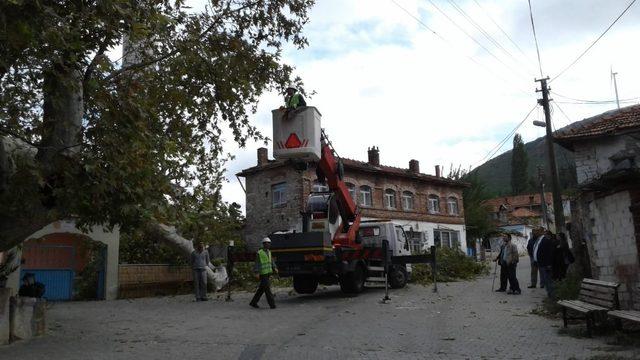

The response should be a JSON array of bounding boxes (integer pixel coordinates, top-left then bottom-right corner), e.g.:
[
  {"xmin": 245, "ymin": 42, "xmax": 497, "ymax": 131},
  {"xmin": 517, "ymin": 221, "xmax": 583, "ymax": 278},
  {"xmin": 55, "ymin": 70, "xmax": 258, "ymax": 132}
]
[
  {"xmin": 526, "ymin": 229, "xmax": 542, "ymax": 288},
  {"xmin": 533, "ymin": 230, "xmax": 556, "ymax": 299}
]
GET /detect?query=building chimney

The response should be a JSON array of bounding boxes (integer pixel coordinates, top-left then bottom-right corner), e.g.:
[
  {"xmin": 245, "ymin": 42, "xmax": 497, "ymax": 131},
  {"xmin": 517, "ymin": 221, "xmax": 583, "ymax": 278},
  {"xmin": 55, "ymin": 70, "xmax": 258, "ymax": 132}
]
[
  {"xmin": 409, "ymin": 159, "xmax": 420, "ymax": 173},
  {"xmin": 367, "ymin": 146, "xmax": 380, "ymax": 166},
  {"xmin": 257, "ymin": 147, "xmax": 268, "ymax": 166},
  {"xmin": 435, "ymin": 165, "xmax": 441, "ymax": 177}
]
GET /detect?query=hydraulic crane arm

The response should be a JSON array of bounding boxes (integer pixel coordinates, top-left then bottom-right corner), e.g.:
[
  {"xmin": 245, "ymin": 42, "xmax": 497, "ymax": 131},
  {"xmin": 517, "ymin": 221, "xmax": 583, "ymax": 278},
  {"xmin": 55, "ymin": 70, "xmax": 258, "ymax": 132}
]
[{"xmin": 316, "ymin": 132, "xmax": 362, "ymax": 250}]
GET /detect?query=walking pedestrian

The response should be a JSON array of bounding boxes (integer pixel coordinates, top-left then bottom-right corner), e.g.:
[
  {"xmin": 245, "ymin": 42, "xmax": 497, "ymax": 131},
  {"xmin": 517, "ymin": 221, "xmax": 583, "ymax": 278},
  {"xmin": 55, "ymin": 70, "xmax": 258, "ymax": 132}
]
[
  {"xmin": 250, "ymin": 237, "xmax": 278, "ymax": 309},
  {"xmin": 190, "ymin": 242, "xmax": 211, "ymax": 301},
  {"xmin": 533, "ymin": 230, "xmax": 556, "ymax": 299}
]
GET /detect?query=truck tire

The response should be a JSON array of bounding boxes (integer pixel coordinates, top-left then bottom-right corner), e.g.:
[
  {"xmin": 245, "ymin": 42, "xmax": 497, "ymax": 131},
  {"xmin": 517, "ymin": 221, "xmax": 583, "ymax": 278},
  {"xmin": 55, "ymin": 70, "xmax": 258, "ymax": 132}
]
[
  {"xmin": 293, "ymin": 275, "xmax": 319, "ymax": 294},
  {"xmin": 389, "ymin": 266, "xmax": 408, "ymax": 289},
  {"xmin": 339, "ymin": 265, "xmax": 365, "ymax": 294}
]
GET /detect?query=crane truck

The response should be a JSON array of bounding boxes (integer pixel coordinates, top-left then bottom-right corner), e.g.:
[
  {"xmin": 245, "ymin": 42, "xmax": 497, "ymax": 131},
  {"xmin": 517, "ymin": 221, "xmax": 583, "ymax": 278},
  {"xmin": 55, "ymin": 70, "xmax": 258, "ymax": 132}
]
[{"xmin": 267, "ymin": 106, "xmax": 433, "ymax": 295}]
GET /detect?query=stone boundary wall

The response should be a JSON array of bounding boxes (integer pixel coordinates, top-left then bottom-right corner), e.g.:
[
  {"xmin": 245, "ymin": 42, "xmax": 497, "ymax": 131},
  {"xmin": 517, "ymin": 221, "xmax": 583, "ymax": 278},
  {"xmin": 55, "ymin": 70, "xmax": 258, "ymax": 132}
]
[{"xmin": 118, "ymin": 264, "xmax": 193, "ymax": 299}]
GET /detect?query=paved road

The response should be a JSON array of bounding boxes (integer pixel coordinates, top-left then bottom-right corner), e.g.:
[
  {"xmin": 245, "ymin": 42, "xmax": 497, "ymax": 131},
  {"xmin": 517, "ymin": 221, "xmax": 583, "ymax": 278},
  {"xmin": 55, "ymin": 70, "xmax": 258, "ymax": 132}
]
[{"xmin": 3, "ymin": 257, "xmax": 639, "ymax": 359}]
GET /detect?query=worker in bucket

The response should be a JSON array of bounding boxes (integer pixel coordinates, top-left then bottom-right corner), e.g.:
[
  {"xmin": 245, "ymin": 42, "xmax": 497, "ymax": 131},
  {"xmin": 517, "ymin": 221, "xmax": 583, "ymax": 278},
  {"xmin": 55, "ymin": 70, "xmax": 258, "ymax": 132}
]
[
  {"xmin": 284, "ymin": 85, "xmax": 306, "ymax": 110},
  {"xmin": 250, "ymin": 237, "xmax": 278, "ymax": 309}
]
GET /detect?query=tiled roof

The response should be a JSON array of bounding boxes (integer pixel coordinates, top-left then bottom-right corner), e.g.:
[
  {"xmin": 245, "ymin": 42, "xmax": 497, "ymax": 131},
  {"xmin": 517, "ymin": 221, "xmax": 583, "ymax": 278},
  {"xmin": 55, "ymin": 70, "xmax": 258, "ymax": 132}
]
[
  {"xmin": 237, "ymin": 157, "xmax": 468, "ymax": 188},
  {"xmin": 483, "ymin": 193, "xmax": 553, "ymax": 212},
  {"xmin": 554, "ymin": 104, "xmax": 640, "ymax": 149},
  {"xmin": 511, "ymin": 207, "xmax": 541, "ymax": 218}
]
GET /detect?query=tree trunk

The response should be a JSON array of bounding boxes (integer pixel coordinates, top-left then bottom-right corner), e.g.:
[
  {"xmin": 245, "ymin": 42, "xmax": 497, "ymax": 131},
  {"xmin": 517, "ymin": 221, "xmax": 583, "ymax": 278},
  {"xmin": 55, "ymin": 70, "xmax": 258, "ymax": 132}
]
[{"xmin": 145, "ymin": 222, "xmax": 227, "ymax": 289}]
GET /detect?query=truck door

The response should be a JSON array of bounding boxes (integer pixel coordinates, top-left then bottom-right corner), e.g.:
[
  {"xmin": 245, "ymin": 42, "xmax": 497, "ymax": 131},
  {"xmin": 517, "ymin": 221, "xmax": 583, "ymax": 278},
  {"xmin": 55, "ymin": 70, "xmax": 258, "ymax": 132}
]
[{"xmin": 394, "ymin": 226, "xmax": 411, "ymax": 256}]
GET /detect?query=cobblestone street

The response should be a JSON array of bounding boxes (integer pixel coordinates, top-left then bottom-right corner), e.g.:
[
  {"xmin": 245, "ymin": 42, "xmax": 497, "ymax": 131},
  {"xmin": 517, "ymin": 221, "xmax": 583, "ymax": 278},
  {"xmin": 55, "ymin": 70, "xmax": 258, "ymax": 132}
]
[{"xmin": 2, "ymin": 258, "xmax": 639, "ymax": 359}]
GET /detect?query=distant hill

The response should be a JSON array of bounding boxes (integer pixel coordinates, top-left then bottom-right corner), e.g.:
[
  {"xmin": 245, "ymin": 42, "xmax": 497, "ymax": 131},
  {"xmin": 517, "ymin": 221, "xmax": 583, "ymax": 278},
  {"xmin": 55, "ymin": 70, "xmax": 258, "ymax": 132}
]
[{"xmin": 470, "ymin": 136, "xmax": 576, "ymax": 197}]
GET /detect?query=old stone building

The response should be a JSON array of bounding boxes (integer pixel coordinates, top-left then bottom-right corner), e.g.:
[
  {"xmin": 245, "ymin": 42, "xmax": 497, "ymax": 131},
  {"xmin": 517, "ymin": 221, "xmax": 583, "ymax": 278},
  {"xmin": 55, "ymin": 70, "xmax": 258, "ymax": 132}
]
[
  {"xmin": 237, "ymin": 147, "xmax": 468, "ymax": 253},
  {"xmin": 555, "ymin": 104, "xmax": 640, "ymax": 310}
]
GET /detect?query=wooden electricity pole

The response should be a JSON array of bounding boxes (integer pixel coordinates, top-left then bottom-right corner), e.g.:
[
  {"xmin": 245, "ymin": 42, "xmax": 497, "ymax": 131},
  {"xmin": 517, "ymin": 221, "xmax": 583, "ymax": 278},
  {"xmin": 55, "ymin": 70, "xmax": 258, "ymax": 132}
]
[{"xmin": 536, "ymin": 77, "xmax": 566, "ymax": 233}]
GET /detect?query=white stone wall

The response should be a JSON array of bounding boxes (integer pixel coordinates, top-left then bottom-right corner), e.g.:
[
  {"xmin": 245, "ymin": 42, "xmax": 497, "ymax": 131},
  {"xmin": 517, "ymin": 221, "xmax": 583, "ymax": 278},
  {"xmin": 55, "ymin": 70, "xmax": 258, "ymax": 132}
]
[
  {"xmin": 573, "ymin": 137, "xmax": 628, "ymax": 185},
  {"xmin": 589, "ymin": 191, "xmax": 640, "ymax": 309},
  {"xmin": 377, "ymin": 218, "xmax": 467, "ymax": 252}
]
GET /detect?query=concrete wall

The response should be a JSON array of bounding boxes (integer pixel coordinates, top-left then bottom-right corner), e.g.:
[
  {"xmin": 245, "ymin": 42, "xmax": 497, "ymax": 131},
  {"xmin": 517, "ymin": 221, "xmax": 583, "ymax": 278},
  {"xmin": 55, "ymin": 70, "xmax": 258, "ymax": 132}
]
[
  {"xmin": 9, "ymin": 297, "xmax": 46, "ymax": 341},
  {"xmin": 0, "ymin": 288, "xmax": 9, "ymax": 345},
  {"xmin": 589, "ymin": 191, "xmax": 640, "ymax": 310},
  {"xmin": 10, "ymin": 221, "xmax": 120, "ymax": 300},
  {"xmin": 573, "ymin": 136, "xmax": 629, "ymax": 185}
]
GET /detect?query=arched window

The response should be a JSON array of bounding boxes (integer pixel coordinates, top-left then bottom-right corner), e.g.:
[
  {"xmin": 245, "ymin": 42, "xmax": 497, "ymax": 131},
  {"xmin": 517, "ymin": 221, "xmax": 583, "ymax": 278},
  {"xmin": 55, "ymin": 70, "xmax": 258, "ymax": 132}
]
[
  {"xmin": 402, "ymin": 191, "xmax": 414, "ymax": 211},
  {"xmin": 384, "ymin": 189, "xmax": 396, "ymax": 209},
  {"xmin": 312, "ymin": 179, "xmax": 329, "ymax": 192},
  {"xmin": 346, "ymin": 182, "xmax": 356, "ymax": 202},
  {"xmin": 447, "ymin": 196, "xmax": 459, "ymax": 215},
  {"xmin": 359, "ymin": 185, "xmax": 372, "ymax": 207},
  {"xmin": 427, "ymin": 194, "xmax": 440, "ymax": 214}
]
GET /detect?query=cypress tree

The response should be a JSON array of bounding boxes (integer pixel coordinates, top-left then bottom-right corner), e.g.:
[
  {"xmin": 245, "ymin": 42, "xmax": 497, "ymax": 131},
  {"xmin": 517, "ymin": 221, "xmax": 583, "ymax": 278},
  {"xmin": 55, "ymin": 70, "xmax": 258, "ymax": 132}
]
[{"xmin": 511, "ymin": 133, "xmax": 529, "ymax": 195}]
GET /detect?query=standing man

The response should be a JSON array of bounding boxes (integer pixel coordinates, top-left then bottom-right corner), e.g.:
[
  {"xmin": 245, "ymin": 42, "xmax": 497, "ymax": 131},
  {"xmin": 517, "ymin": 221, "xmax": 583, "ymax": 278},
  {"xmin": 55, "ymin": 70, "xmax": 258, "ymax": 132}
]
[
  {"xmin": 527, "ymin": 229, "xmax": 541, "ymax": 288},
  {"xmin": 250, "ymin": 237, "xmax": 278, "ymax": 309},
  {"xmin": 503, "ymin": 234, "xmax": 521, "ymax": 294},
  {"xmin": 494, "ymin": 236, "xmax": 509, "ymax": 293},
  {"xmin": 534, "ymin": 230, "xmax": 556, "ymax": 299},
  {"xmin": 190, "ymin": 242, "xmax": 211, "ymax": 301}
]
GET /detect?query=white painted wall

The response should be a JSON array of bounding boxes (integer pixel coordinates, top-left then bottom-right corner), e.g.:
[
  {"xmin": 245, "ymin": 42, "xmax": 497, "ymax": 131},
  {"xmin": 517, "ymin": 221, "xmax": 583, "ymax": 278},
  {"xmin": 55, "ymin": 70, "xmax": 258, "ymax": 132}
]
[
  {"xmin": 589, "ymin": 191, "xmax": 639, "ymax": 309},
  {"xmin": 364, "ymin": 218, "xmax": 467, "ymax": 252},
  {"xmin": 9, "ymin": 221, "xmax": 120, "ymax": 300},
  {"xmin": 573, "ymin": 136, "xmax": 628, "ymax": 185}
]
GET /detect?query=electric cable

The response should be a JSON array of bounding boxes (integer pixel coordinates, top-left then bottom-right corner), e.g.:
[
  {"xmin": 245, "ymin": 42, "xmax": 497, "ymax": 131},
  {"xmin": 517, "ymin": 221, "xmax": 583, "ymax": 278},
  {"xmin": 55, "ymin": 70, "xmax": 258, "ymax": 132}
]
[
  {"xmin": 527, "ymin": 0, "xmax": 544, "ymax": 78},
  {"xmin": 551, "ymin": 91, "xmax": 640, "ymax": 104},
  {"xmin": 550, "ymin": 0, "xmax": 637, "ymax": 83},
  {"xmin": 471, "ymin": 0, "xmax": 530, "ymax": 60},
  {"xmin": 389, "ymin": 0, "xmax": 531, "ymax": 96},
  {"xmin": 474, "ymin": 104, "xmax": 538, "ymax": 167},
  {"xmin": 424, "ymin": 0, "xmax": 531, "ymax": 82}
]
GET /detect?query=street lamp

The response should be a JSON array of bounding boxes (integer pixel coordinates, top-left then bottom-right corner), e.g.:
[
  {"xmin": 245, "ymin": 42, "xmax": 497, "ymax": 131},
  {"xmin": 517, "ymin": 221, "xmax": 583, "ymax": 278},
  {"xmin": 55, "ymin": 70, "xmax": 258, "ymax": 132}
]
[{"xmin": 532, "ymin": 120, "xmax": 546, "ymax": 127}]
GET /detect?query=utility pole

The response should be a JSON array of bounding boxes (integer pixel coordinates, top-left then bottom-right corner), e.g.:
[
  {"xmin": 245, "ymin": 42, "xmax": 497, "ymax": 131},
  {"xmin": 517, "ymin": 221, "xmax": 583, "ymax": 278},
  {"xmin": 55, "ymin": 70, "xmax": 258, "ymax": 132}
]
[
  {"xmin": 537, "ymin": 166, "xmax": 550, "ymax": 230},
  {"xmin": 612, "ymin": 69, "xmax": 620, "ymax": 109},
  {"xmin": 535, "ymin": 77, "xmax": 565, "ymax": 233}
]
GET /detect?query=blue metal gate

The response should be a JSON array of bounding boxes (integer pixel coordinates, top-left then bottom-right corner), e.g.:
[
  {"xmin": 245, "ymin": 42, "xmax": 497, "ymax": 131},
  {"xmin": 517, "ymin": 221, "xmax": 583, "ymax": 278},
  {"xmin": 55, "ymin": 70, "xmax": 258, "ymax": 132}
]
[{"xmin": 21, "ymin": 244, "xmax": 75, "ymax": 301}]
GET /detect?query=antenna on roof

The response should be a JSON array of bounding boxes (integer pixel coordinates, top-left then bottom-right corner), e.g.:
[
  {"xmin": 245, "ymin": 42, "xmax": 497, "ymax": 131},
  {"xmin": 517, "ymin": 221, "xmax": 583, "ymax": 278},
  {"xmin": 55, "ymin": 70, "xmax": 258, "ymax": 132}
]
[{"xmin": 611, "ymin": 67, "xmax": 620, "ymax": 109}]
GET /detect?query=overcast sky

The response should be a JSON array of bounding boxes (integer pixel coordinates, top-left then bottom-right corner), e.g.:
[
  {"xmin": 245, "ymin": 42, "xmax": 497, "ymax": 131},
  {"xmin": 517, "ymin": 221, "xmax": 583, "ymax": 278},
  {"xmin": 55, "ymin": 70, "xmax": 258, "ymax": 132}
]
[{"xmin": 205, "ymin": 0, "xmax": 640, "ymax": 212}]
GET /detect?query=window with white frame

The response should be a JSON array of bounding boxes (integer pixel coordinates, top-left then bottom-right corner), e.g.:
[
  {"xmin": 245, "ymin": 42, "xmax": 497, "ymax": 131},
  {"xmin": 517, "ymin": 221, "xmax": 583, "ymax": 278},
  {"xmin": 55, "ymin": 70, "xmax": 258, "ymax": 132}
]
[
  {"xmin": 271, "ymin": 182, "xmax": 287, "ymax": 208},
  {"xmin": 447, "ymin": 196, "xmax": 459, "ymax": 215},
  {"xmin": 434, "ymin": 229, "xmax": 460, "ymax": 248},
  {"xmin": 312, "ymin": 179, "xmax": 329, "ymax": 192},
  {"xmin": 402, "ymin": 191, "xmax": 414, "ymax": 211},
  {"xmin": 359, "ymin": 185, "xmax": 372, "ymax": 207},
  {"xmin": 346, "ymin": 182, "xmax": 356, "ymax": 202},
  {"xmin": 384, "ymin": 189, "xmax": 396, "ymax": 209},
  {"xmin": 427, "ymin": 195, "xmax": 440, "ymax": 214}
]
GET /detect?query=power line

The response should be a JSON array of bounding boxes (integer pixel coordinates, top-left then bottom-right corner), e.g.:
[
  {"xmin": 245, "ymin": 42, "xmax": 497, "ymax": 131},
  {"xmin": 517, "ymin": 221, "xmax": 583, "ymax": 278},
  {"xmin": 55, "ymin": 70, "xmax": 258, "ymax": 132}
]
[
  {"xmin": 471, "ymin": 0, "xmax": 530, "ymax": 60},
  {"xmin": 474, "ymin": 104, "xmax": 538, "ymax": 167},
  {"xmin": 527, "ymin": 0, "xmax": 544, "ymax": 78},
  {"xmin": 553, "ymin": 102, "xmax": 573, "ymax": 126},
  {"xmin": 552, "ymin": 90, "xmax": 640, "ymax": 104},
  {"xmin": 446, "ymin": 0, "xmax": 534, "ymax": 75},
  {"xmin": 550, "ymin": 0, "xmax": 638, "ymax": 83},
  {"xmin": 424, "ymin": 0, "xmax": 531, "ymax": 82},
  {"xmin": 388, "ymin": 0, "xmax": 531, "ymax": 96}
]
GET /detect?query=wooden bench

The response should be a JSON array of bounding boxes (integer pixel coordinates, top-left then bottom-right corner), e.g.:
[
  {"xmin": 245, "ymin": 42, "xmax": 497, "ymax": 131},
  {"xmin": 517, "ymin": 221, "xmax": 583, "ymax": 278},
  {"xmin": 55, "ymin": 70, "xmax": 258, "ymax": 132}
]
[
  {"xmin": 608, "ymin": 310, "xmax": 640, "ymax": 331},
  {"xmin": 557, "ymin": 278, "xmax": 620, "ymax": 336}
]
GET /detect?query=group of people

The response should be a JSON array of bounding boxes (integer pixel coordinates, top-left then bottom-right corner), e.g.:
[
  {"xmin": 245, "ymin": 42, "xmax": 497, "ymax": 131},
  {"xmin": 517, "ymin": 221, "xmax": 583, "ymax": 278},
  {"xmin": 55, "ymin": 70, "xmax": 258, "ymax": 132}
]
[
  {"xmin": 190, "ymin": 237, "xmax": 279, "ymax": 308},
  {"xmin": 495, "ymin": 227, "xmax": 575, "ymax": 299}
]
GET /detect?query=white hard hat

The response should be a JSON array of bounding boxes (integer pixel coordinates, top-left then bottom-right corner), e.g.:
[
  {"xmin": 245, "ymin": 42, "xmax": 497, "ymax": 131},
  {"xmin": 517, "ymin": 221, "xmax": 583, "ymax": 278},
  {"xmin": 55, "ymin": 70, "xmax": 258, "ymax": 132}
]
[
  {"xmin": 286, "ymin": 85, "xmax": 297, "ymax": 91},
  {"xmin": 262, "ymin": 237, "xmax": 272, "ymax": 243}
]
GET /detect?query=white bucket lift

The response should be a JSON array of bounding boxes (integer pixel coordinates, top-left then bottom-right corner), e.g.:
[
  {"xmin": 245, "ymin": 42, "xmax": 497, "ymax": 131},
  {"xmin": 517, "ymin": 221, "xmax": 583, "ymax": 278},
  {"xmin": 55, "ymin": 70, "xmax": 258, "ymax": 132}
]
[{"xmin": 272, "ymin": 107, "xmax": 322, "ymax": 161}]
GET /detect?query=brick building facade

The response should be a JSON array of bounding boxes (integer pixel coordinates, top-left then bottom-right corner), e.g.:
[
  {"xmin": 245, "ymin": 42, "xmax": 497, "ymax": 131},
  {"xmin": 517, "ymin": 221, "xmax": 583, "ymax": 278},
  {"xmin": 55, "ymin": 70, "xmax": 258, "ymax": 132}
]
[{"xmin": 238, "ymin": 147, "xmax": 468, "ymax": 253}]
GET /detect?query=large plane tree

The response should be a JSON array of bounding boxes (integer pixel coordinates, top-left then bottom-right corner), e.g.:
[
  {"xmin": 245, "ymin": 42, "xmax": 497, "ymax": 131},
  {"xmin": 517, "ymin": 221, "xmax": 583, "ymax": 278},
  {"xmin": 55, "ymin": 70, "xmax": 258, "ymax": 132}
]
[{"xmin": 0, "ymin": 0, "xmax": 314, "ymax": 253}]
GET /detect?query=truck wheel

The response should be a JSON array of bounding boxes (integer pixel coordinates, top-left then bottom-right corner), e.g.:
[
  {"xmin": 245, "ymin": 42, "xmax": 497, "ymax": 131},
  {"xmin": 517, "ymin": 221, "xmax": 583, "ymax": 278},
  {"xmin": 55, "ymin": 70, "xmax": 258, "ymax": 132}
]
[
  {"xmin": 389, "ymin": 266, "xmax": 408, "ymax": 289},
  {"xmin": 340, "ymin": 265, "xmax": 365, "ymax": 294},
  {"xmin": 293, "ymin": 275, "xmax": 319, "ymax": 294}
]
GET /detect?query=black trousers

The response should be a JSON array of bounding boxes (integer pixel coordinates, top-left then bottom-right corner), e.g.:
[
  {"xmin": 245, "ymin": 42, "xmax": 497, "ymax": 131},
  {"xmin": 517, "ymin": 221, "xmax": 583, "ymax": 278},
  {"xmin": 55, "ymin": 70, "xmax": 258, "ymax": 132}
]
[
  {"xmin": 507, "ymin": 264, "xmax": 521, "ymax": 291},
  {"xmin": 251, "ymin": 274, "xmax": 275, "ymax": 308},
  {"xmin": 499, "ymin": 264, "xmax": 508, "ymax": 290}
]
